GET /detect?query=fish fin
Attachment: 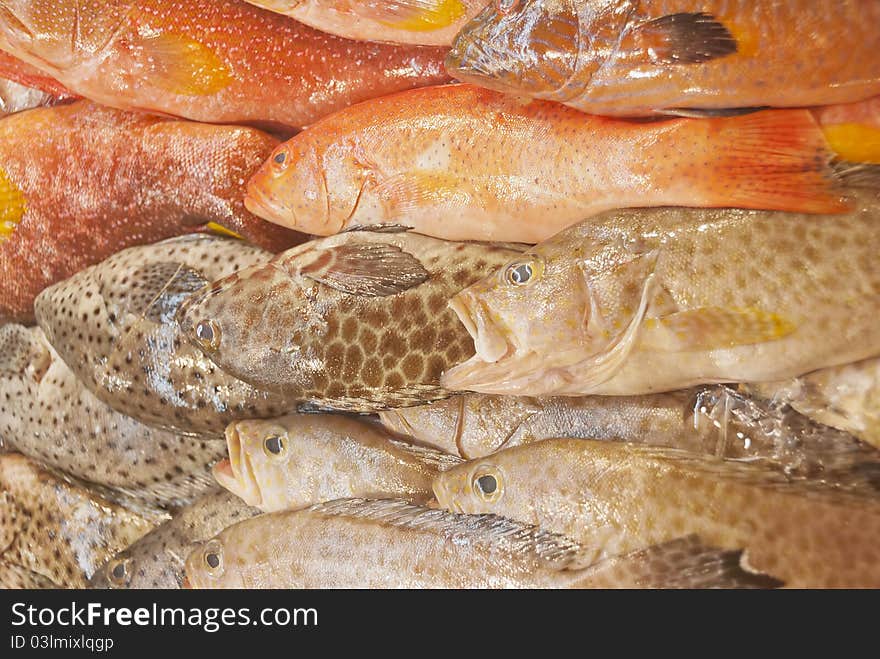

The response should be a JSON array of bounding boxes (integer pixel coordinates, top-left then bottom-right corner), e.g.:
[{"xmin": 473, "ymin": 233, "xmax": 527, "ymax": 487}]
[
  {"xmin": 138, "ymin": 33, "xmax": 233, "ymax": 96},
  {"xmin": 299, "ymin": 243, "xmax": 429, "ymax": 297},
  {"xmin": 387, "ymin": 437, "xmax": 463, "ymax": 470},
  {"xmin": 832, "ymin": 161, "xmax": 880, "ymax": 190},
  {"xmin": 633, "ymin": 12, "xmax": 737, "ymax": 64},
  {"xmin": 370, "ymin": 171, "xmax": 467, "ymax": 214},
  {"xmin": 822, "ymin": 124, "xmax": 880, "ymax": 165},
  {"xmin": 640, "ymin": 307, "xmax": 796, "ymax": 352},
  {"xmin": 311, "ymin": 498, "xmax": 584, "ymax": 569},
  {"xmin": 340, "ymin": 223, "xmax": 414, "ymax": 234},
  {"xmin": 0, "ymin": 560, "xmax": 60, "ymax": 589},
  {"xmin": 0, "ymin": 325, "xmax": 50, "ymax": 382},
  {"xmin": 0, "ymin": 167, "xmax": 27, "ymax": 243},
  {"xmin": 205, "ymin": 222, "xmax": 244, "ymax": 241},
  {"xmin": 356, "ymin": 0, "xmax": 467, "ymax": 32},
  {"xmin": 573, "ymin": 536, "xmax": 783, "ymax": 589},
  {"xmin": 656, "ymin": 106, "xmax": 768, "ymax": 118},
  {"xmin": 699, "ymin": 109, "xmax": 849, "ymax": 214},
  {"xmin": 112, "ymin": 262, "xmax": 208, "ymax": 324}
]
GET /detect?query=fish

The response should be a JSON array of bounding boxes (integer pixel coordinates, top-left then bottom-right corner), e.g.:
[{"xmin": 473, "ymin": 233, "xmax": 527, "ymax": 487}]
[
  {"xmin": 0, "ymin": 101, "xmax": 303, "ymax": 323},
  {"xmin": 177, "ymin": 228, "xmax": 524, "ymax": 412},
  {"xmin": 0, "ymin": 49, "xmax": 76, "ymax": 98},
  {"xmin": 0, "ymin": 453, "xmax": 157, "ymax": 588},
  {"xmin": 244, "ymin": 0, "xmax": 486, "ymax": 46},
  {"xmin": 815, "ymin": 96, "xmax": 880, "ymax": 165},
  {"xmin": 0, "ymin": 324, "xmax": 226, "ymax": 508},
  {"xmin": 183, "ymin": 498, "xmax": 778, "ymax": 588},
  {"xmin": 748, "ymin": 358, "xmax": 880, "ymax": 451},
  {"xmin": 245, "ymin": 83, "xmax": 850, "ymax": 243},
  {"xmin": 0, "ymin": 0, "xmax": 451, "ymax": 130},
  {"xmin": 0, "ymin": 77, "xmax": 60, "ymax": 116},
  {"xmin": 379, "ymin": 388, "xmax": 880, "ymax": 489},
  {"xmin": 446, "ymin": 0, "xmax": 880, "ymax": 117},
  {"xmin": 442, "ymin": 192, "xmax": 880, "ymax": 396},
  {"xmin": 432, "ymin": 439, "xmax": 880, "ymax": 588},
  {"xmin": 34, "ymin": 235, "xmax": 294, "ymax": 438},
  {"xmin": 89, "ymin": 491, "xmax": 259, "ymax": 589},
  {"xmin": 214, "ymin": 414, "xmax": 460, "ymax": 512},
  {"xmin": 0, "ymin": 560, "xmax": 59, "ymax": 589}
]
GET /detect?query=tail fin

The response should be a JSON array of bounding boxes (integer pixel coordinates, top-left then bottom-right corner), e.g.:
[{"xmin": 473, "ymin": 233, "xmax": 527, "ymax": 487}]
[
  {"xmin": 833, "ymin": 162, "xmax": 880, "ymax": 191},
  {"xmin": 698, "ymin": 109, "xmax": 849, "ymax": 214}
]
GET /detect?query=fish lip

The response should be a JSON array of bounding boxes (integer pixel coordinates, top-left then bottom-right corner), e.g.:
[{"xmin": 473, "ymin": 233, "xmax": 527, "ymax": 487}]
[
  {"xmin": 244, "ymin": 183, "xmax": 289, "ymax": 228},
  {"xmin": 449, "ymin": 292, "xmax": 513, "ymax": 364},
  {"xmin": 218, "ymin": 424, "xmax": 263, "ymax": 508}
]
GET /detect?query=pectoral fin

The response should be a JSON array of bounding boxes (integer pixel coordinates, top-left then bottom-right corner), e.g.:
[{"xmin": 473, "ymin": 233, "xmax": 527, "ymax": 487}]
[
  {"xmin": 300, "ymin": 243, "xmax": 429, "ymax": 297},
  {"xmin": 0, "ymin": 167, "xmax": 26, "ymax": 242},
  {"xmin": 139, "ymin": 33, "xmax": 232, "ymax": 96},
  {"xmin": 632, "ymin": 12, "xmax": 738, "ymax": 64},
  {"xmin": 361, "ymin": 0, "xmax": 467, "ymax": 32},
  {"xmin": 105, "ymin": 262, "xmax": 208, "ymax": 323},
  {"xmin": 641, "ymin": 307, "xmax": 796, "ymax": 352},
  {"xmin": 371, "ymin": 171, "xmax": 469, "ymax": 214}
]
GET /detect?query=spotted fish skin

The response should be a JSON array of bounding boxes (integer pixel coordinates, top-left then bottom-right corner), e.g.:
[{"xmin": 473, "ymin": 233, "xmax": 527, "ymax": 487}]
[
  {"xmin": 0, "ymin": 0, "xmax": 450, "ymax": 129},
  {"xmin": 0, "ymin": 324, "xmax": 226, "ymax": 507},
  {"xmin": 89, "ymin": 491, "xmax": 258, "ymax": 589},
  {"xmin": 0, "ymin": 453, "xmax": 157, "ymax": 588},
  {"xmin": 0, "ymin": 100, "xmax": 302, "ymax": 323},
  {"xmin": 34, "ymin": 235, "xmax": 292, "ymax": 438},
  {"xmin": 433, "ymin": 439, "xmax": 880, "ymax": 588},
  {"xmin": 177, "ymin": 230, "xmax": 525, "ymax": 412}
]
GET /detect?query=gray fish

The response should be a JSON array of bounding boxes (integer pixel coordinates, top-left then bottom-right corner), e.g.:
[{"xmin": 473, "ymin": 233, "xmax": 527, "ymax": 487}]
[
  {"xmin": 177, "ymin": 228, "xmax": 524, "ymax": 412},
  {"xmin": 34, "ymin": 235, "xmax": 292, "ymax": 437},
  {"xmin": 0, "ymin": 453, "xmax": 157, "ymax": 588},
  {"xmin": 381, "ymin": 387, "xmax": 880, "ymax": 488},
  {"xmin": 0, "ymin": 323, "xmax": 226, "ymax": 507},
  {"xmin": 184, "ymin": 498, "xmax": 777, "ymax": 589},
  {"xmin": 89, "ymin": 491, "xmax": 258, "ymax": 589}
]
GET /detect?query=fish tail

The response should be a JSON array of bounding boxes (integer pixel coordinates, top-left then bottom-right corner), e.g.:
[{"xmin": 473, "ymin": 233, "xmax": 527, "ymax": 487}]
[
  {"xmin": 832, "ymin": 161, "xmax": 880, "ymax": 191},
  {"xmin": 694, "ymin": 108, "xmax": 850, "ymax": 214}
]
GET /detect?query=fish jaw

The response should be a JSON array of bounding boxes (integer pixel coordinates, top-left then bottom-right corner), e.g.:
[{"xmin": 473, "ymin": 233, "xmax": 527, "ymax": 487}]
[
  {"xmin": 214, "ymin": 423, "xmax": 263, "ymax": 509},
  {"xmin": 244, "ymin": 175, "xmax": 292, "ymax": 229},
  {"xmin": 449, "ymin": 290, "xmax": 512, "ymax": 364}
]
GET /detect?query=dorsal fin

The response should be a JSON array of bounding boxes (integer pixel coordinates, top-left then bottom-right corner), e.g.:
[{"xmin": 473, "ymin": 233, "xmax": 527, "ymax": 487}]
[{"xmin": 386, "ymin": 437, "xmax": 463, "ymax": 471}]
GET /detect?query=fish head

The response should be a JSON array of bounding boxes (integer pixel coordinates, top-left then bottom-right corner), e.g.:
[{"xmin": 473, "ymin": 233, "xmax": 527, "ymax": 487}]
[
  {"xmin": 176, "ymin": 253, "xmax": 327, "ymax": 395},
  {"xmin": 245, "ymin": 139, "xmax": 333, "ymax": 234},
  {"xmin": 214, "ymin": 418, "xmax": 297, "ymax": 512},
  {"xmin": 0, "ymin": 0, "xmax": 122, "ymax": 72},
  {"xmin": 432, "ymin": 454, "xmax": 529, "ymax": 519},
  {"xmin": 0, "ymin": 324, "xmax": 51, "ymax": 386}
]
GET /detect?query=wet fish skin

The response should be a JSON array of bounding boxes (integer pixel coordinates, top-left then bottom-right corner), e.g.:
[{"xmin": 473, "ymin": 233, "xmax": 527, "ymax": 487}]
[
  {"xmin": 0, "ymin": 0, "xmax": 450, "ymax": 130},
  {"xmin": 0, "ymin": 324, "xmax": 226, "ymax": 508},
  {"xmin": 245, "ymin": 83, "xmax": 846, "ymax": 243},
  {"xmin": 177, "ymin": 229, "xmax": 524, "ymax": 412},
  {"xmin": 0, "ymin": 100, "xmax": 302, "ymax": 323},
  {"xmin": 184, "ymin": 498, "xmax": 776, "ymax": 588},
  {"xmin": 215, "ymin": 414, "xmax": 460, "ymax": 512},
  {"xmin": 443, "ymin": 193, "xmax": 880, "ymax": 396},
  {"xmin": 0, "ymin": 49, "xmax": 76, "ymax": 99},
  {"xmin": 433, "ymin": 439, "xmax": 880, "ymax": 588},
  {"xmin": 245, "ymin": 0, "xmax": 486, "ymax": 46},
  {"xmin": 447, "ymin": 0, "xmax": 880, "ymax": 117},
  {"xmin": 0, "ymin": 453, "xmax": 157, "ymax": 588},
  {"xmin": 35, "ymin": 235, "xmax": 293, "ymax": 438},
  {"xmin": 0, "ymin": 560, "xmax": 60, "ymax": 589},
  {"xmin": 89, "ymin": 491, "xmax": 258, "ymax": 589},
  {"xmin": 0, "ymin": 77, "xmax": 60, "ymax": 116}
]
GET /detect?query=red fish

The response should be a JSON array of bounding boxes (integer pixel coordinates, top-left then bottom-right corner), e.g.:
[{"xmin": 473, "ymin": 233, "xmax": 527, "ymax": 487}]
[
  {"xmin": 0, "ymin": 49, "xmax": 76, "ymax": 99},
  {"xmin": 0, "ymin": 100, "xmax": 303, "ymax": 323}
]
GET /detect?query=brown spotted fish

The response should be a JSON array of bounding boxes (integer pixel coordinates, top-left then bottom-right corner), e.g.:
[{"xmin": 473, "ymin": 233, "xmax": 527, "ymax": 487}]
[
  {"xmin": 184, "ymin": 498, "xmax": 777, "ymax": 588},
  {"xmin": 177, "ymin": 229, "xmax": 524, "ymax": 412},
  {"xmin": 379, "ymin": 387, "xmax": 880, "ymax": 488},
  {"xmin": 0, "ymin": 324, "xmax": 226, "ymax": 507},
  {"xmin": 89, "ymin": 491, "xmax": 259, "ymax": 590},
  {"xmin": 443, "ymin": 193, "xmax": 880, "ymax": 396},
  {"xmin": 0, "ymin": 100, "xmax": 302, "ymax": 323},
  {"xmin": 34, "ymin": 235, "xmax": 292, "ymax": 438},
  {"xmin": 433, "ymin": 439, "xmax": 880, "ymax": 588},
  {"xmin": 0, "ymin": 453, "xmax": 158, "ymax": 588},
  {"xmin": 214, "ymin": 414, "xmax": 460, "ymax": 512},
  {"xmin": 0, "ymin": 560, "xmax": 59, "ymax": 588},
  {"xmin": 447, "ymin": 0, "xmax": 880, "ymax": 117}
]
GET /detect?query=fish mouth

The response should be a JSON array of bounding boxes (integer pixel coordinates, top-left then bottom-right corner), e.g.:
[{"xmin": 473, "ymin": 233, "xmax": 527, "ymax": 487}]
[
  {"xmin": 431, "ymin": 478, "xmax": 460, "ymax": 513},
  {"xmin": 214, "ymin": 424, "xmax": 263, "ymax": 507},
  {"xmin": 449, "ymin": 291, "xmax": 512, "ymax": 364},
  {"xmin": 244, "ymin": 181, "xmax": 290, "ymax": 229}
]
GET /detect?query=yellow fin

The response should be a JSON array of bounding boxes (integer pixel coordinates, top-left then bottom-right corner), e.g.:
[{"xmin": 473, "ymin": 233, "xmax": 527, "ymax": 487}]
[
  {"xmin": 205, "ymin": 222, "xmax": 243, "ymax": 240},
  {"xmin": 641, "ymin": 307, "xmax": 796, "ymax": 352},
  {"xmin": 371, "ymin": 170, "xmax": 468, "ymax": 212},
  {"xmin": 372, "ymin": 0, "xmax": 466, "ymax": 32},
  {"xmin": 0, "ymin": 168, "xmax": 26, "ymax": 243},
  {"xmin": 822, "ymin": 123, "xmax": 880, "ymax": 165},
  {"xmin": 140, "ymin": 33, "xmax": 233, "ymax": 96}
]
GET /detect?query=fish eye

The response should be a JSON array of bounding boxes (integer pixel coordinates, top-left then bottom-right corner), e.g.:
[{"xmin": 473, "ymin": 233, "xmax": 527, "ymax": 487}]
[
  {"xmin": 496, "ymin": 0, "xmax": 521, "ymax": 14},
  {"xmin": 472, "ymin": 467, "xmax": 503, "ymax": 502},
  {"xmin": 203, "ymin": 541, "xmax": 224, "ymax": 576},
  {"xmin": 263, "ymin": 432, "xmax": 288, "ymax": 458},
  {"xmin": 194, "ymin": 319, "xmax": 221, "ymax": 352},
  {"xmin": 273, "ymin": 151, "xmax": 286, "ymax": 165},
  {"xmin": 504, "ymin": 260, "xmax": 541, "ymax": 286},
  {"xmin": 107, "ymin": 558, "xmax": 131, "ymax": 587}
]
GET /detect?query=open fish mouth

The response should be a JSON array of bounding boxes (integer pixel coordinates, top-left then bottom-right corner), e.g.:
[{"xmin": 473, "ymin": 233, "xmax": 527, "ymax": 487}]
[
  {"xmin": 449, "ymin": 291, "xmax": 512, "ymax": 364},
  {"xmin": 214, "ymin": 423, "xmax": 262, "ymax": 507}
]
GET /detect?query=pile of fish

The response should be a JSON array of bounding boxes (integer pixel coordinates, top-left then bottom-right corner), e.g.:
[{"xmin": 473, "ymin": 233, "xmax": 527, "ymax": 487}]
[{"xmin": 1, "ymin": 0, "xmax": 880, "ymax": 589}]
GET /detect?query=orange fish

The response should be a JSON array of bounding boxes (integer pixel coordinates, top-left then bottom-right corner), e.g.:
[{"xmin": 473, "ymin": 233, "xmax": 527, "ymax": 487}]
[
  {"xmin": 0, "ymin": 100, "xmax": 303, "ymax": 323},
  {"xmin": 246, "ymin": 83, "xmax": 848, "ymax": 243},
  {"xmin": 815, "ymin": 97, "xmax": 880, "ymax": 166},
  {"xmin": 447, "ymin": 0, "xmax": 880, "ymax": 117},
  {"xmin": 0, "ymin": 49, "xmax": 76, "ymax": 99},
  {"xmin": 245, "ymin": 0, "xmax": 487, "ymax": 46},
  {"xmin": 0, "ymin": 0, "xmax": 451, "ymax": 131}
]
